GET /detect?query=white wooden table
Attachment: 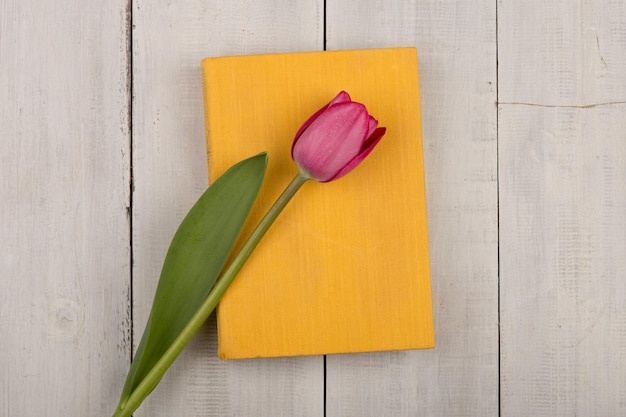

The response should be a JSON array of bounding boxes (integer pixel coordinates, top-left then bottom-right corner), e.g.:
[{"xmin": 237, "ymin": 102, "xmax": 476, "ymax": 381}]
[{"xmin": 2, "ymin": 1, "xmax": 625, "ymax": 416}]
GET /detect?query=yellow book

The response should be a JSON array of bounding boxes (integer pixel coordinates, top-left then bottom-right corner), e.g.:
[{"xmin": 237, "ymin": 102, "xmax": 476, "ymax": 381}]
[{"xmin": 201, "ymin": 47, "xmax": 433, "ymax": 359}]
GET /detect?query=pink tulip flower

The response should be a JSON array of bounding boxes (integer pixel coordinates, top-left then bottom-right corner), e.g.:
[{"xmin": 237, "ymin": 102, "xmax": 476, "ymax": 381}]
[{"xmin": 291, "ymin": 91, "xmax": 386, "ymax": 182}]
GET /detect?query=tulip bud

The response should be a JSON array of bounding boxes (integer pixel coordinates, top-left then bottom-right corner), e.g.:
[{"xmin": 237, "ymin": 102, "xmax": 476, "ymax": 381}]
[{"xmin": 291, "ymin": 91, "xmax": 386, "ymax": 182}]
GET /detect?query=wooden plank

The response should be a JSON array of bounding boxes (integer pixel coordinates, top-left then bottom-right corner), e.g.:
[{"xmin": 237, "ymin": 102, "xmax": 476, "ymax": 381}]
[
  {"xmin": 131, "ymin": 1, "xmax": 324, "ymax": 415},
  {"xmin": 498, "ymin": 0, "xmax": 626, "ymax": 106},
  {"xmin": 0, "ymin": 1, "xmax": 131, "ymax": 416},
  {"xmin": 325, "ymin": 1, "xmax": 499, "ymax": 416},
  {"xmin": 499, "ymin": 104, "xmax": 626, "ymax": 417},
  {"xmin": 499, "ymin": 1, "xmax": 626, "ymax": 415}
]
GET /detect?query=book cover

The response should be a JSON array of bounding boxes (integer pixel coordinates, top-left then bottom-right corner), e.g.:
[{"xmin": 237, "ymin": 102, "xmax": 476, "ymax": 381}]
[{"xmin": 201, "ymin": 47, "xmax": 433, "ymax": 359}]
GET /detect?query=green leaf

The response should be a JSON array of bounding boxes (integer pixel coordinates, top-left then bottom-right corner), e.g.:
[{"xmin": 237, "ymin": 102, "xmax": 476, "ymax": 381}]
[{"xmin": 117, "ymin": 152, "xmax": 268, "ymax": 407}]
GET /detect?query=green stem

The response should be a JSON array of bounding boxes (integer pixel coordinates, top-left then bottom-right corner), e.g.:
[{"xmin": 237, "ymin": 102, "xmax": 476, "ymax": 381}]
[{"xmin": 112, "ymin": 171, "xmax": 309, "ymax": 417}]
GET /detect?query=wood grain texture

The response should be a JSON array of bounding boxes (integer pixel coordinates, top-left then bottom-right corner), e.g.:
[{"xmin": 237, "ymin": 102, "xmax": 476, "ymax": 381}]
[
  {"xmin": 3, "ymin": 1, "xmax": 625, "ymax": 415},
  {"xmin": 325, "ymin": 1, "xmax": 499, "ymax": 416},
  {"xmin": 498, "ymin": 0, "xmax": 626, "ymax": 106},
  {"xmin": 499, "ymin": 104, "xmax": 626, "ymax": 417},
  {"xmin": 499, "ymin": 1, "xmax": 626, "ymax": 416},
  {"xmin": 131, "ymin": 1, "xmax": 324, "ymax": 415},
  {"xmin": 0, "ymin": 1, "xmax": 131, "ymax": 416}
]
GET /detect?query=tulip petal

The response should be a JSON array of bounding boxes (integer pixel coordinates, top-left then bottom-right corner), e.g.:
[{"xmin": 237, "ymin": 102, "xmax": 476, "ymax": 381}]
[
  {"xmin": 328, "ymin": 127, "xmax": 386, "ymax": 182},
  {"xmin": 292, "ymin": 91, "xmax": 352, "ymax": 152},
  {"xmin": 329, "ymin": 90, "xmax": 352, "ymax": 106},
  {"xmin": 366, "ymin": 116, "xmax": 378, "ymax": 138},
  {"xmin": 293, "ymin": 101, "xmax": 370, "ymax": 181}
]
